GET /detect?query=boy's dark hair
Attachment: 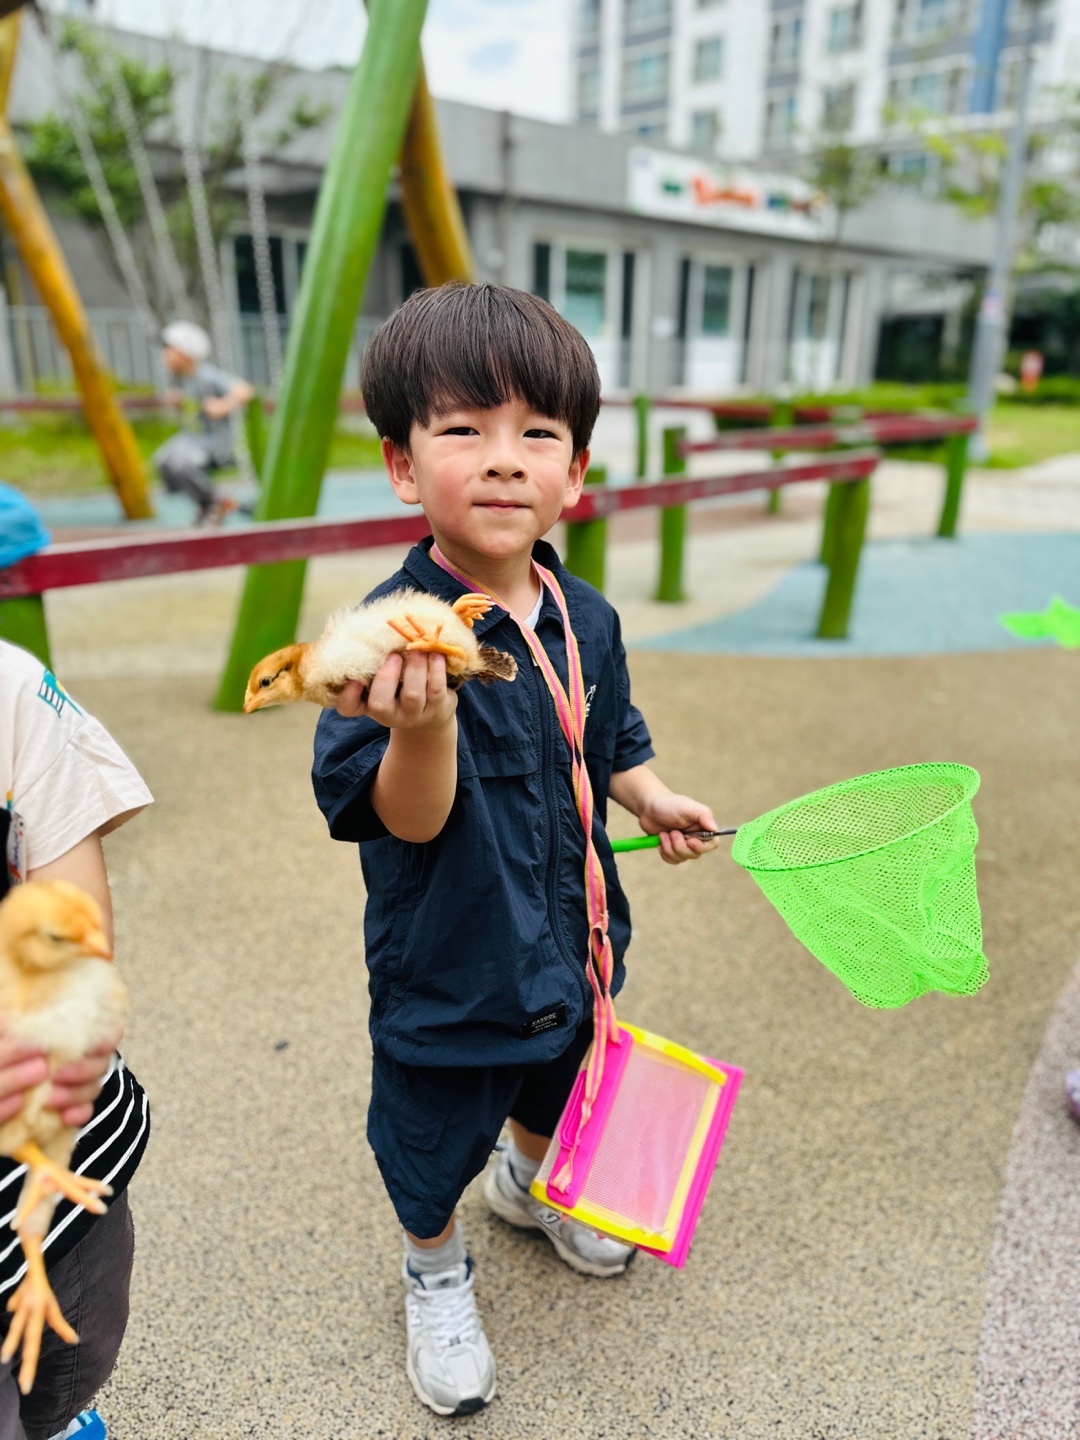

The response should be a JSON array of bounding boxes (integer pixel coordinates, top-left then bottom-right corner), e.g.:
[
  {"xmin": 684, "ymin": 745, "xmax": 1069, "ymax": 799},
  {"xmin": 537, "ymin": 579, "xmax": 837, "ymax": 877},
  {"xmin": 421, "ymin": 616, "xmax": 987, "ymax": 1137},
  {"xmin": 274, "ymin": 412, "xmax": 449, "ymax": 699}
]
[{"xmin": 362, "ymin": 282, "xmax": 601, "ymax": 457}]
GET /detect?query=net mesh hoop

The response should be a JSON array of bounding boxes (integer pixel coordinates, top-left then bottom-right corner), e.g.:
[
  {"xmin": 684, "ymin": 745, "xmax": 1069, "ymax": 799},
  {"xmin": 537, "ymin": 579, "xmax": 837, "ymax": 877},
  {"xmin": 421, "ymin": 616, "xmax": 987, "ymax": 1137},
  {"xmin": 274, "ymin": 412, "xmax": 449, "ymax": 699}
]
[{"xmin": 731, "ymin": 763, "xmax": 980, "ymax": 874}]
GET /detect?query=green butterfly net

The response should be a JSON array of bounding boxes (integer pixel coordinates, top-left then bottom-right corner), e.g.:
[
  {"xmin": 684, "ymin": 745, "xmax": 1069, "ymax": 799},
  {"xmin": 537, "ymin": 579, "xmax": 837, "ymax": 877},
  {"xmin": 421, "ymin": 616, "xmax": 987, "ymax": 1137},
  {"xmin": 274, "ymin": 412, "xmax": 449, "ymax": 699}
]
[{"xmin": 731, "ymin": 763, "xmax": 986, "ymax": 1008}]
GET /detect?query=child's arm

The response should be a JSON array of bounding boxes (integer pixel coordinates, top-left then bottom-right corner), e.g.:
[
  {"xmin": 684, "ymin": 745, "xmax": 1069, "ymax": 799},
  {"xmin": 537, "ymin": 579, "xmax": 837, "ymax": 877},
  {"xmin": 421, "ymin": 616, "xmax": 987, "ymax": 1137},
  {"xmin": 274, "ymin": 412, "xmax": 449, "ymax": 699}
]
[
  {"xmin": 609, "ymin": 764, "xmax": 720, "ymax": 866},
  {"xmin": 335, "ymin": 650, "xmax": 459, "ymax": 844}
]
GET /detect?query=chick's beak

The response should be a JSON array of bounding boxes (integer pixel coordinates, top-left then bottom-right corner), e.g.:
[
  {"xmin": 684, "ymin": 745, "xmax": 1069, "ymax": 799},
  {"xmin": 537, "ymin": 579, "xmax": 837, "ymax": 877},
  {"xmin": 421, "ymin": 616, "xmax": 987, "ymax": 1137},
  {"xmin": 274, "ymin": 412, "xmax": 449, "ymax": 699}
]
[{"xmin": 81, "ymin": 927, "xmax": 113, "ymax": 962}]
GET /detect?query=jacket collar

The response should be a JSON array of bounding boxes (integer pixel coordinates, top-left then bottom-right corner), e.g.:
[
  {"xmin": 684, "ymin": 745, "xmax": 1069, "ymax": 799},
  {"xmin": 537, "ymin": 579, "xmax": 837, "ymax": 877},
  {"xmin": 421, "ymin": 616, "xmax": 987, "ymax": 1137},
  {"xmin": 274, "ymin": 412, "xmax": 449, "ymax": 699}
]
[{"xmin": 402, "ymin": 537, "xmax": 571, "ymax": 640}]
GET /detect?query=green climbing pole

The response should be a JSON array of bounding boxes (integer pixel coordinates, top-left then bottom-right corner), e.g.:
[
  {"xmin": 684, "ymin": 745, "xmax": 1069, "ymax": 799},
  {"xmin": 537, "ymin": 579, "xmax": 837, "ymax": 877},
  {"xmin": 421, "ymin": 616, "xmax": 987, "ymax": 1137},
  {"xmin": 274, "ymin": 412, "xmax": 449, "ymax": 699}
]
[{"xmin": 214, "ymin": 0, "xmax": 430, "ymax": 711}]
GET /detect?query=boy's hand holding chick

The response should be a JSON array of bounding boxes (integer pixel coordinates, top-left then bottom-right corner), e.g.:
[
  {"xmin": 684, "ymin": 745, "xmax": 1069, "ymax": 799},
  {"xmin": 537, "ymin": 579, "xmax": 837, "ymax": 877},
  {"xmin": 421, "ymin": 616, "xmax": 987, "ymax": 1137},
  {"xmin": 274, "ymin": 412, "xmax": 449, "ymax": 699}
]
[{"xmin": 334, "ymin": 650, "xmax": 456, "ymax": 730}]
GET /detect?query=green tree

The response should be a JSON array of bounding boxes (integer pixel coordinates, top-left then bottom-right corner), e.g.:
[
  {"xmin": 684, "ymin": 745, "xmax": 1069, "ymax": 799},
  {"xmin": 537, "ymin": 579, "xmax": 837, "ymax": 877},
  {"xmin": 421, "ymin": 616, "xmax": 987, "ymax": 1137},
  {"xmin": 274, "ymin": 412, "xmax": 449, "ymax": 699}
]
[{"xmin": 22, "ymin": 20, "xmax": 328, "ymax": 323}]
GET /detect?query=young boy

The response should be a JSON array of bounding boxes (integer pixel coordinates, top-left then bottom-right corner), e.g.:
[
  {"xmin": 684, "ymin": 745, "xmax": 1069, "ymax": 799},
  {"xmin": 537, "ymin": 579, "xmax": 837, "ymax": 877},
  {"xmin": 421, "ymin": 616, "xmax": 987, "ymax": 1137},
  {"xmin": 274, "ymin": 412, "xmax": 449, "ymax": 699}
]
[
  {"xmin": 154, "ymin": 321, "xmax": 254, "ymax": 526},
  {"xmin": 312, "ymin": 283, "xmax": 719, "ymax": 1417}
]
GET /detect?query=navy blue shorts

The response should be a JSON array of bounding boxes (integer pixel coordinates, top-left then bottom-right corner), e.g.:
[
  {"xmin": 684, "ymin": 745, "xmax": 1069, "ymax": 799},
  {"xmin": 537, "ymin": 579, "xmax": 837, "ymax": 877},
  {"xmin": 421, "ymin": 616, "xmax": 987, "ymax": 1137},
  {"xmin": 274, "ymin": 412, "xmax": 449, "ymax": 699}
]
[{"xmin": 368, "ymin": 1018, "xmax": 593, "ymax": 1239}]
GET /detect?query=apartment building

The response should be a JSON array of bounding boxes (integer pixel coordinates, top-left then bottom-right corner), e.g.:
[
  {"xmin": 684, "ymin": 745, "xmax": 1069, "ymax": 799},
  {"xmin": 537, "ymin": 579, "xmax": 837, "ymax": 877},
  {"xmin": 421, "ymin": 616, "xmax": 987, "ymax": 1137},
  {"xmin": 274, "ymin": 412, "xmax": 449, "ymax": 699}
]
[{"xmin": 575, "ymin": 0, "xmax": 1079, "ymax": 162}]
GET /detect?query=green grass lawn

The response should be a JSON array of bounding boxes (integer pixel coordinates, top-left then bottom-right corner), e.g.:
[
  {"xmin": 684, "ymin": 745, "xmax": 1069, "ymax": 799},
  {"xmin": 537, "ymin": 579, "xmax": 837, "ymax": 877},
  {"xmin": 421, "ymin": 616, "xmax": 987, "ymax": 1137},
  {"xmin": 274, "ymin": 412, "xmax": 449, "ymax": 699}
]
[
  {"xmin": 984, "ymin": 402, "xmax": 1079, "ymax": 468},
  {"xmin": 0, "ymin": 397, "xmax": 1074, "ymax": 499},
  {"xmin": 0, "ymin": 411, "xmax": 385, "ymax": 497}
]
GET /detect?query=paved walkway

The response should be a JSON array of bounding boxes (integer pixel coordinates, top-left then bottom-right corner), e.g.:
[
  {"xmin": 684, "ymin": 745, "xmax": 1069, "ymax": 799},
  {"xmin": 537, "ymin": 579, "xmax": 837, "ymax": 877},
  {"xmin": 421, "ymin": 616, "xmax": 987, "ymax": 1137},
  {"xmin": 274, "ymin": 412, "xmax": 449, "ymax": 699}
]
[
  {"xmin": 27, "ymin": 422, "xmax": 1080, "ymax": 1438},
  {"xmin": 80, "ymin": 647, "xmax": 1079, "ymax": 1440}
]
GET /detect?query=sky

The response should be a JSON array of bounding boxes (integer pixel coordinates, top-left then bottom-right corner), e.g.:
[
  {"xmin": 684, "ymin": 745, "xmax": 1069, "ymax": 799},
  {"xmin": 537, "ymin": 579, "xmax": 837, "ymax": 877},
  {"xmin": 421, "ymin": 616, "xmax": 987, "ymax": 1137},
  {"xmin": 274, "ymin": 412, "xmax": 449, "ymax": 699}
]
[{"xmin": 93, "ymin": 0, "xmax": 575, "ymax": 124}]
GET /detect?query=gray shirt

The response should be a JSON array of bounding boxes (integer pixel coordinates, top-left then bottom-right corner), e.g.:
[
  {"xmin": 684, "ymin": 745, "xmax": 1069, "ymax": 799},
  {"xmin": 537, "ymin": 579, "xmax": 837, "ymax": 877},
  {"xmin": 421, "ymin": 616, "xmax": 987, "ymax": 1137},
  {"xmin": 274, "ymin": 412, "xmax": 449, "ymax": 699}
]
[{"xmin": 179, "ymin": 362, "xmax": 240, "ymax": 461}]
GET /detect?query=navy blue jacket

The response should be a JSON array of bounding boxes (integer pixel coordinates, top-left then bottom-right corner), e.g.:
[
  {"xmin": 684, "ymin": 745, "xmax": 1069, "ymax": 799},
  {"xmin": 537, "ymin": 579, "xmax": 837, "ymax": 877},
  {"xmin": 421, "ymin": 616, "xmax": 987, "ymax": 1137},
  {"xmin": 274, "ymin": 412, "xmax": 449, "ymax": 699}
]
[{"xmin": 312, "ymin": 538, "xmax": 654, "ymax": 1068}]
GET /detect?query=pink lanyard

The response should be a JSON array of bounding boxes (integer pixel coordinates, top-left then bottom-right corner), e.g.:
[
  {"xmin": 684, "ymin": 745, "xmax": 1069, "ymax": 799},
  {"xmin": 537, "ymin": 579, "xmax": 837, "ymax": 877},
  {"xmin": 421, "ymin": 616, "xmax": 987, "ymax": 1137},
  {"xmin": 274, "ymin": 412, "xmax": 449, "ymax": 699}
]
[{"xmin": 430, "ymin": 545, "xmax": 615, "ymax": 1187}]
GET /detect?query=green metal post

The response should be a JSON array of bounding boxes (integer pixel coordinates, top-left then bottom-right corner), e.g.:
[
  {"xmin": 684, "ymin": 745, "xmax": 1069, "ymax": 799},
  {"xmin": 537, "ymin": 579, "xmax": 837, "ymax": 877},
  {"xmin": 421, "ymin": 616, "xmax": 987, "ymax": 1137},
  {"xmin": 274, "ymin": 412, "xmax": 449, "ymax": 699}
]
[
  {"xmin": 214, "ymin": 0, "xmax": 429, "ymax": 712},
  {"xmin": 767, "ymin": 400, "xmax": 793, "ymax": 515},
  {"xmin": 656, "ymin": 426, "xmax": 687, "ymax": 603},
  {"xmin": 936, "ymin": 431, "xmax": 969, "ymax": 538},
  {"xmin": 0, "ymin": 595, "xmax": 51, "ymax": 666},
  {"xmin": 816, "ymin": 475, "xmax": 871, "ymax": 640},
  {"xmin": 563, "ymin": 464, "xmax": 607, "ymax": 591},
  {"xmin": 244, "ymin": 395, "xmax": 268, "ymax": 479},
  {"xmin": 819, "ymin": 482, "xmax": 841, "ymax": 566},
  {"xmin": 633, "ymin": 393, "xmax": 650, "ymax": 479}
]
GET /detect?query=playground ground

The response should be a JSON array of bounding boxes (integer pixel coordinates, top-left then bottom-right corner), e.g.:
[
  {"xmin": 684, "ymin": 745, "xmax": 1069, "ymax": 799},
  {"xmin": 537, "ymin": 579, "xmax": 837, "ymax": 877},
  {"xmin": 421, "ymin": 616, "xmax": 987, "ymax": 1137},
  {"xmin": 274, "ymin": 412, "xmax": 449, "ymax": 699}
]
[{"xmin": 36, "ymin": 426, "xmax": 1080, "ymax": 1439}]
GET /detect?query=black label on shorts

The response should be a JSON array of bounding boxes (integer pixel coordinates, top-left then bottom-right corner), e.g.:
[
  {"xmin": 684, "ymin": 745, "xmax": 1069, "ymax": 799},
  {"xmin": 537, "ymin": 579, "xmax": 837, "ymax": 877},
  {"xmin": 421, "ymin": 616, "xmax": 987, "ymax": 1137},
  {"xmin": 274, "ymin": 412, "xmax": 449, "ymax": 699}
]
[{"xmin": 520, "ymin": 1003, "xmax": 568, "ymax": 1039}]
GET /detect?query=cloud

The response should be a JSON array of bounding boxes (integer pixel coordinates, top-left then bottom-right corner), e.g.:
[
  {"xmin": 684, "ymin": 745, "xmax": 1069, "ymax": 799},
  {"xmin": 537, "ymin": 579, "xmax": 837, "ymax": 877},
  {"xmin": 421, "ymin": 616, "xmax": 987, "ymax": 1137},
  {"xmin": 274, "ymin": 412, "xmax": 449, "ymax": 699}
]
[{"xmin": 466, "ymin": 36, "xmax": 521, "ymax": 73}]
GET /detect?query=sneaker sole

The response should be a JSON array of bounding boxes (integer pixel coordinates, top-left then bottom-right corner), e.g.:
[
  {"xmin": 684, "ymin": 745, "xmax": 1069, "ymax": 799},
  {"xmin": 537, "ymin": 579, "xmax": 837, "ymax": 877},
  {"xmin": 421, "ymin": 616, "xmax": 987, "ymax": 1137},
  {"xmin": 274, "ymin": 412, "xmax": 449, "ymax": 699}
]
[
  {"xmin": 482, "ymin": 1167, "xmax": 635, "ymax": 1279},
  {"xmin": 405, "ymin": 1349, "xmax": 496, "ymax": 1418}
]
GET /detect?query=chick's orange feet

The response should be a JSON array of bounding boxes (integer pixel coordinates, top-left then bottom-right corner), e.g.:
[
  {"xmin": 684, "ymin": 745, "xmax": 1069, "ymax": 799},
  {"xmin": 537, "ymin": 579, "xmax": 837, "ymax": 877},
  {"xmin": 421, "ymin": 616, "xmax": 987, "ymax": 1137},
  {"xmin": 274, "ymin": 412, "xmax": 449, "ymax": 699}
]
[
  {"xmin": 385, "ymin": 614, "xmax": 467, "ymax": 663},
  {"xmin": 1, "ymin": 1235, "xmax": 77, "ymax": 1394},
  {"xmin": 11, "ymin": 1143, "xmax": 112, "ymax": 1228},
  {"xmin": 451, "ymin": 594, "xmax": 493, "ymax": 628}
]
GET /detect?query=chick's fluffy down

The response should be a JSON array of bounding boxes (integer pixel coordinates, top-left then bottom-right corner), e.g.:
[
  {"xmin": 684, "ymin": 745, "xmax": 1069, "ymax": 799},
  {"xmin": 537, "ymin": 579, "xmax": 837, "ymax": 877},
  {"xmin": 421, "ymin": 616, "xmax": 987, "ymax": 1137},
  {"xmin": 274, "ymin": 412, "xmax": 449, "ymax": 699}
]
[{"xmin": 310, "ymin": 590, "xmax": 505, "ymax": 689}]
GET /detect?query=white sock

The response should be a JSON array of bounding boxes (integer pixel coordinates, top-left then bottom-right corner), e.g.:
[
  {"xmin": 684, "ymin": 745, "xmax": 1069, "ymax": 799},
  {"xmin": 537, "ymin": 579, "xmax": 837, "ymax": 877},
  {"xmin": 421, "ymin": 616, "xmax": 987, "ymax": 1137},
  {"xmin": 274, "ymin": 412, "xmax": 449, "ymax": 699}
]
[
  {"xmin": 506, "ymin": 1138, "xmax": 541, "ymax": 1192},
  {"xmin": 404, "ymin": 1225, "xmax": 467, "ymax": 1276}
]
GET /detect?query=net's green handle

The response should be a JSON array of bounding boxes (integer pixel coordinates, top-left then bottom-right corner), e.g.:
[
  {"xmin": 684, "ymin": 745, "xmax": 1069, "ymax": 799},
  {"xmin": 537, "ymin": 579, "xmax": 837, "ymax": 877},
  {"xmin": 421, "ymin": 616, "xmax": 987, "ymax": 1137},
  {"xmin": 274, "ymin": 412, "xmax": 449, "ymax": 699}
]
[
  {"xmin": 611, "ymin": 835, "xmax": 662, "ymax": 852},
  {"xmin": 611, "ymin": 828, "xmax": 736, "ymax": 853}
]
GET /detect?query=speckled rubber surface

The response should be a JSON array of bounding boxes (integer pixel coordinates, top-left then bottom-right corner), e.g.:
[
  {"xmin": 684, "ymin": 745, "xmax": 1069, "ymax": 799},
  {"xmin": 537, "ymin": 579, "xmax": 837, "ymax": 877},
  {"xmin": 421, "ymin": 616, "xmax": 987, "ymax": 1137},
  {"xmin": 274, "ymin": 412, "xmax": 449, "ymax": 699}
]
[{"xmin": 64, "ymin": 642, "xmax": 1079, "ymax": 1440}]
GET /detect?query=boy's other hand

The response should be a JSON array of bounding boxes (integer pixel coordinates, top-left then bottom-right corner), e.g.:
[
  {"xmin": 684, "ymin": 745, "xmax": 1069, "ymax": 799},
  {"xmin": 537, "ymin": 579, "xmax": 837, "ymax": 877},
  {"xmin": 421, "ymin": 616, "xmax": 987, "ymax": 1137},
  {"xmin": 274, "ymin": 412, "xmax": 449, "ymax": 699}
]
[
  {"xmin": 0, "ymin": 1026, "xmax": 120, "ymax": 1128},
  {"xmin": 335, "ymin": 651, "xmax": 458, "ymax": 731},
  {"xmin": 640, "ymin": 793, "xmax": 722, "ymax": 866},
  {"xmin": 0, "ymin": 1037, "xmax": 48, "ymax": 1125}
]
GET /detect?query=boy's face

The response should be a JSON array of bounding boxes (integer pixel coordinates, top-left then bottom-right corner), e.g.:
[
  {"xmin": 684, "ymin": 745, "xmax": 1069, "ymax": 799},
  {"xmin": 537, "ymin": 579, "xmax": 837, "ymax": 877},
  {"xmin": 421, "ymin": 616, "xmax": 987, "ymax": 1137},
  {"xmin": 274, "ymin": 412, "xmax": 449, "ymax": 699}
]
[
  {"xmin": 383, "ymin": 398, "xmax": 588, "ymax": 567},
  {"xmin": 162, "ymin": 345, "xmax": 196, "ymax": 378}
]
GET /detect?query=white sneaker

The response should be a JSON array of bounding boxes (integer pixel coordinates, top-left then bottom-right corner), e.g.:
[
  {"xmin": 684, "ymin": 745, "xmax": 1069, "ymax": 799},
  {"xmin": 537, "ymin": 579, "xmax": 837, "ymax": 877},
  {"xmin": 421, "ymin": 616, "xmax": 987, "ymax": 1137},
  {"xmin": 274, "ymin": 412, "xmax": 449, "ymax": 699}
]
[
  {"xmin": 483, "ymin": 1148, "xmax": 635, "ymax": 1278},
  {"xmin": 402, "ymin": 1257, "xmax": 496, "ymax": 1416}
]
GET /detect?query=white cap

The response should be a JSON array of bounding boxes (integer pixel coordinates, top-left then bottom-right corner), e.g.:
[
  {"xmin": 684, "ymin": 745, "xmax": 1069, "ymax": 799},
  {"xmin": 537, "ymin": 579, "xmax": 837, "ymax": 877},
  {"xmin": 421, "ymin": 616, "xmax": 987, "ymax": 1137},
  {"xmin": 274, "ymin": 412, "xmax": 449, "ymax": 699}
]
[{"xmin": 160, "ymin": 320, "xmax": 212, "ymax": 363}]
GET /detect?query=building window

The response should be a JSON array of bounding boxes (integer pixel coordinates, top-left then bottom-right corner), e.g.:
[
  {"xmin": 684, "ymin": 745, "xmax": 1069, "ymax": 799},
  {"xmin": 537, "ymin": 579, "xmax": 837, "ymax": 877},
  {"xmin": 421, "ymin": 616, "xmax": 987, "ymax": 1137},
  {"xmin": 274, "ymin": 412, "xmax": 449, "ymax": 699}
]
[
  {"xmin": 701, "ymin": 264, "xmax": 732, "ymax": 336},
  {"xmin": 693, "ymin": 35, "xmax": 725, "ymax": 83},
  {"xmin": 622, "ymin": 50, "xmax": 669, "ymax": 104},
  {"xmin": 533, "ymin": 243, "xmax": 552, "ymax": 302},
  {"xmin": 578, "ymin": 63, "xmax": 601, "ymax": 117},
  {"xmin": 234, "ymin": 235, "xmax": 286, "ymax": 313},
  {"xmin": 893, "ymin": 0, "xmax": 970, "ymax": 41},
  {"xmin": 764, "ymin": 91, "xmax": 797, "ymax": 145},
  {"xmin": 826, "ymin": 3, "xmax": 862, "ymax": 54},
  {"xmin": 635, "ymin": 121, "xmax": 667, "ymax": 138},
  {"xmin": 580, "ymin": 0, "xmax": 600, "ymax": 39},
  {"xmin": 690, "ymin": 108, "xmax": 722, "ymax": 152},
  {"xmin": 769, "ymin": 15, "xmax": 802, "ymax": 70},
  {"xmin": 909, "ymin": 70, "xmax": 942, "ymax": 111},
  {"xmin": 625, "ymin": 0, "xmax": 670, "ymax": 33},
  {"xmin": 916, "ymin": 0, "xmax": 951, "ymax": 35},
  {"xmin": 564, "ymin": 250, "xmax": 607, "ymax": 338},
  {"xmin": 822, "ymin": 82, "xmax": 856, "ymax": 133},
  {"xmin": 696, "ymin": 0, "xmax": 726, "ymax": 7}
]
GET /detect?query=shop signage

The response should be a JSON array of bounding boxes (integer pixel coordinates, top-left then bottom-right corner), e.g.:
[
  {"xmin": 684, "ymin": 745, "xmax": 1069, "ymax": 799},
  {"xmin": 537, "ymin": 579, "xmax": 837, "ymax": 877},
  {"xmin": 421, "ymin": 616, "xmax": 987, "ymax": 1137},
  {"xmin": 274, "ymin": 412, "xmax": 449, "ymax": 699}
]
[{"xmin": 628, "ymin": 148, "xmax": 831, "ymax": 239}]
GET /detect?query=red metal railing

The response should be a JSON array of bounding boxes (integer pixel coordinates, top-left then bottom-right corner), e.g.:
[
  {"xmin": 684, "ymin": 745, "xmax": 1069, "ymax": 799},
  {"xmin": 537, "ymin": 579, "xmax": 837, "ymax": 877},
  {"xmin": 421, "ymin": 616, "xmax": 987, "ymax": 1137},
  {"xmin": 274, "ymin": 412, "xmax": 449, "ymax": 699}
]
[
  {"xmin": 0, "ymin": 452, "xmax": 878, "ymax": 599},
  {"xmin": 680, "ymin": 413, "xmax": 976, "ymax": 456}
]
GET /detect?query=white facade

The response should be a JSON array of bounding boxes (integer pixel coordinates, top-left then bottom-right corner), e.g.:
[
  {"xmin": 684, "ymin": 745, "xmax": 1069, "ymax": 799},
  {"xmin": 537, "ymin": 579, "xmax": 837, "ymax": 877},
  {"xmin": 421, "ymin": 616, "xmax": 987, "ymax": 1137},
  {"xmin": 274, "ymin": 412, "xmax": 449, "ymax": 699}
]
[{"xmin": 576, "ymin": 0, "xmax": 1068, "ymax": 162}]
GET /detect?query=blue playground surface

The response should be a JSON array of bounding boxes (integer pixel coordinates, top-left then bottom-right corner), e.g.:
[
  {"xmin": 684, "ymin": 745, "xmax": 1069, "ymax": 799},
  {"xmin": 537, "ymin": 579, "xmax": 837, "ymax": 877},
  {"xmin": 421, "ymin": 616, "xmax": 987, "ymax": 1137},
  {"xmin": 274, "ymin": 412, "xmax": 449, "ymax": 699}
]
[
  {"xmin": 33, "ymin": 468, "xmax": 398, "ymax": 531},
  {"xmin": 639, "ymin": 531, "xmax": 1080, "ymax": 657}
]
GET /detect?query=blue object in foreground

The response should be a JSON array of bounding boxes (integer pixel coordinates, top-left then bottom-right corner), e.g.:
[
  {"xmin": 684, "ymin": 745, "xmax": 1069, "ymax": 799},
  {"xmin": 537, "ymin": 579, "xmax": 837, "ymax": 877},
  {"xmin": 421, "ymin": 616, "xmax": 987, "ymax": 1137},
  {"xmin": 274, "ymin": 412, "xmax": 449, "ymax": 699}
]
[
  {"xmin": 62, "ymin": 1412, "xmax": 106, "ymax": 1439},
  {"xmin": 639, "ymin": 532, "xmax": 1080, "ymax": 658},
  {"xmin": 0, "ymin": 482, "xmax": 50, "ymax": 567}
]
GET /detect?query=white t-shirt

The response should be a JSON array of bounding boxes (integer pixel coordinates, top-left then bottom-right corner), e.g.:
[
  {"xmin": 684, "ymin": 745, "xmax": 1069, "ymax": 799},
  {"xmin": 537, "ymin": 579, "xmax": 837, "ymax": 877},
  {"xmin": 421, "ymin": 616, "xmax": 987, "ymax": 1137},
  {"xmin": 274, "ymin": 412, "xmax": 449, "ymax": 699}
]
[
  {"xmin": 523, "ymin": 589, "xmax": 543, "ymax": 630},
  {"xmin": 2, "ymin": 640, "xmax": 152, "ymax": 883},
  {"xmin": 0, "ymin": 641, "xmax": 152, "ymax": 1292}
]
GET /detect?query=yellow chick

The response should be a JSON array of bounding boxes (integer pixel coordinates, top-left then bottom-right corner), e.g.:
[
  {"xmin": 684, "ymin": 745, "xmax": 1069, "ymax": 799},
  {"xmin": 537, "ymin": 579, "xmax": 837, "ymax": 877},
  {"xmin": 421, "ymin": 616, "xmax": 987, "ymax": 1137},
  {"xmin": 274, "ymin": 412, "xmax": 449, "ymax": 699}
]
[
  {"xmin": 244, "ymin": 590, "xmax": 518, "ymax": 712},
  {"xmin": 0, "ymin": 881, "xmax": 126, "ymax": 1394}
]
